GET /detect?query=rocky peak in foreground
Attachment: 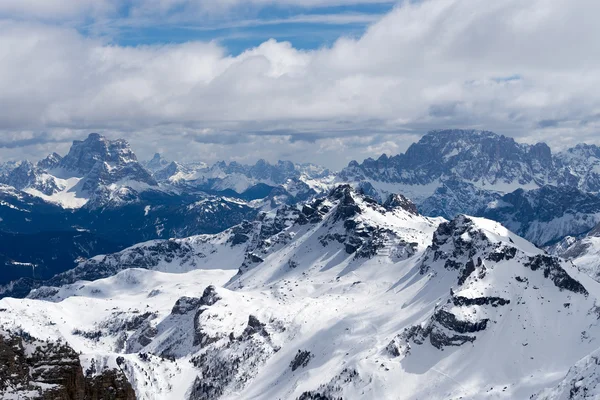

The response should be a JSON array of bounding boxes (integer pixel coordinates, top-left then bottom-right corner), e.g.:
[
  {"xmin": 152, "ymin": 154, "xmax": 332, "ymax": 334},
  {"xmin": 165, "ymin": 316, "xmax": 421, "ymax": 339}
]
[
  {"xmin": 391, "ymin": 214, "xmax": 590, "ymax": 361},
  {"xmin": 0, "ymin": 329, "xmax": 135, "ymax": 399}
]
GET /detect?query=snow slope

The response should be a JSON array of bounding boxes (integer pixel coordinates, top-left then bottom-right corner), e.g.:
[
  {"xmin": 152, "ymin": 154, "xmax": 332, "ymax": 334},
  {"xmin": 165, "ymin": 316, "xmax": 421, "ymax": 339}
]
[{"xmin": 2, "ymin": 186, "xmax": 600, "ymax": 399}]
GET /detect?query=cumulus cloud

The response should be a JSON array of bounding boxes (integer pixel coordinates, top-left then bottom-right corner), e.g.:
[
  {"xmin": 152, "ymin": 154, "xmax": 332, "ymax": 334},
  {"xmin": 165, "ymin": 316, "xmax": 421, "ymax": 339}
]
[{"xmin": 0, "ymin": 0, "xmax": 599, "ymax": 168}]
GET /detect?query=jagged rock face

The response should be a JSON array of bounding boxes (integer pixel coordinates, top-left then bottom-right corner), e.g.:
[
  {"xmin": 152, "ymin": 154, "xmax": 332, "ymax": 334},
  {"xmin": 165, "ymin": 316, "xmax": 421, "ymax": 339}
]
[
  {"xmin": 398, "ymin": 215, "xmax": 590, "ymax": 354},
  {"xmin": 419, "ymin": 177, "xmax": 501, "ymax": 219},
  {"xmin": 480, "ymin": 185, "xmax": 600, "ymax": 245},
  {"xmin": 37, "ymin": 152, "xmax": 63, "ymax": 170},
  {"xmin": 2, "ymin": 161, "xmax": 62, "ymax": 195},
  {"xmin": 249, "ymin": 159, "xmax": 296, "ymax": 184},
  {"xmin": 340, "ymin": 129, "xmax": 556, "ymax": 186},
  {"xmin": 61, "ymin": 133, "xmax": 141, "ymax": 175},
  {"xmin": 234, "ymin": 185, "xmax": 435, "ymax": 281},
  {"xmin": 83, "ymin": 158, "xmax": 156, "ymax": 191},
  {"xmin": 0, "ymin": 330, "xmax": 135, "ymax": 400},
  {"xmin": 57, "ymin": 133, "xmax": 157, "ymax": 196},
  {"xmin": 144, "ymin": 153, "xmax": 171, "ymax": 173},
  {"xmin": 554, "ymin": 144, "xmax": 600, "ymax": 193},
  {"xmin": 341, "ymin": 129, "xmax": 600, "ymax": 194}
]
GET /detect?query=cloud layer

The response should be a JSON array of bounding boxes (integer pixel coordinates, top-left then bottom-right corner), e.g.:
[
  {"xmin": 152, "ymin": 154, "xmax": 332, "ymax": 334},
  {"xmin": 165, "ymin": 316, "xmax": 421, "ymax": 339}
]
[{"xmin": 0, "ymin": 0, "xmax": 599, "ymax": 168}]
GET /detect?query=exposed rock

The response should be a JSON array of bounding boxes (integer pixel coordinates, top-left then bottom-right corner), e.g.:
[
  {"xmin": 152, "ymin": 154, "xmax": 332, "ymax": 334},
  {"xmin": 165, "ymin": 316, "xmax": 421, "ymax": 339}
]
[
  {"xmin": 290, "ymin": 350, "xmax": 313, "ymax": 372},
  {"xmin": 524, "ymin": 255, "xmax": 588, "ymax": 295},
  {"xmin": 0, "ymin": 330, "xmax": 135, "ymax": 400},
  {"xmin": 297, "ymin": 368, "xmax": 359, "ymax": 400},
  {"xmin": 384, "ymin": 193, "xmax": 418, "ymax": 215},
  {"xmin": 172, "ymin": 296, "xmax": 204, "ymax": 315}
]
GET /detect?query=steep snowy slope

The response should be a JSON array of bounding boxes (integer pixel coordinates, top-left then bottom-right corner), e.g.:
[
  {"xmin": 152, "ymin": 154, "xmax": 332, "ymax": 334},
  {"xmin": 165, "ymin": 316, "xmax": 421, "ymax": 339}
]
[
  {"xmin": 222, "ymin": 213, "xmax": 600, "ymax": 400},
  {"xmin": 2, "ymin": 186, "xmax": 600, "ymax": 399},
  {"xmin": 0, "ymin": 217, "xmax": 257, "ymax": 298},
  {"xmin": 549, "ymin": 224, "xmax": 600, "ymax": 283},
  {"xmin": 533, "ymin": 346, "xmax": 600, "ymax": 400}
]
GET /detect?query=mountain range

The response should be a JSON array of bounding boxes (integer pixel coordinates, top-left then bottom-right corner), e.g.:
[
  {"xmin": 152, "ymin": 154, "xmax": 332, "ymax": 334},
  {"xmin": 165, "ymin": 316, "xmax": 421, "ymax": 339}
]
[
  {"xmin": 3, "ymin": 129, "xmax": 600, "ymax": 398},
  {"xmin": 1, "ymin": 185, "xmax": 600, "ymax": 399}
]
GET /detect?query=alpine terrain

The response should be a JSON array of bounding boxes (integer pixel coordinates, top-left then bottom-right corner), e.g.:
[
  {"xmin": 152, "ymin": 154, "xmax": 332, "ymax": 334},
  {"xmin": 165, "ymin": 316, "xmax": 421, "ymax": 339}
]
[{"xmin": 3, "ymin": 130, "xmax": 600, "ymax": 399}]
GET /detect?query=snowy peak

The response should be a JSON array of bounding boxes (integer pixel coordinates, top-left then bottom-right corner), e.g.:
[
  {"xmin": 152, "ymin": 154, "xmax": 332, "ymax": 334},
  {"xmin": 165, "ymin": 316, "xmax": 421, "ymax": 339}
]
[
  {"xmin": 36, "ymin": 152, "xmax": 63, "ymax": 170},
  {"xmin": 341, "ymin": 129, "xmax": 555, "ymax": 187},
  {"xmin": 59, "ymin": 132, "xmax": 141, "ymax": 175},
  {"xmin": 0, "ymin": 134, "xmax": 159, "ymax": 209},
  {"xmin": 144, "ymin": 152, "xmax": 171, "ymax": 173},
  {"xmin": 388, "ymin": 214, "xmax": 595, "ymax": 397},
  {"xmin": 2, "ymin": 160, "xmax": 63, "ymax": 196},
  {"xmin": 383, "ymin": 193, "xmax": 418, "ymax": 214},
  {"xmin": 340, "ymin": 130, "xmax": 600, "ymax": 220}
]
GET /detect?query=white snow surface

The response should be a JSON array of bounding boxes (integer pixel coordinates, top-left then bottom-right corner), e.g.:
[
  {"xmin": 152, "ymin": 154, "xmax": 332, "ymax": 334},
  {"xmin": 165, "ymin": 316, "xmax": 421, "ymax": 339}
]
[
  {"xmin": 2, "ymin": 190, "xmax": 600, "ymax": 400},
  {"xmin": 23, "ymin": 175, "xmax": 88, "ymax": 208}
]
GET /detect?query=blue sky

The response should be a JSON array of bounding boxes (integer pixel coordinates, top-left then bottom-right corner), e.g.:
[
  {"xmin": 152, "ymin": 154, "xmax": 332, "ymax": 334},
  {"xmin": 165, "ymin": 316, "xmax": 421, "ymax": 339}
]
[{"xmin": 81, "ymin": 2, "xmax": 396, "ymax": 54}]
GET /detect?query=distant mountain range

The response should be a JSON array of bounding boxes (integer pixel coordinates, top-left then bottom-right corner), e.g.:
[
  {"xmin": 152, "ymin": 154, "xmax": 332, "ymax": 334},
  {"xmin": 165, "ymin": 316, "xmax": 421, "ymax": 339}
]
[
  {"xmin": 2, "ymin": 129, "xmax": 600, "ymax": 286},
  {"xmin": 3, "ymin": 129, "xmax": 600, "ymax": 399}
]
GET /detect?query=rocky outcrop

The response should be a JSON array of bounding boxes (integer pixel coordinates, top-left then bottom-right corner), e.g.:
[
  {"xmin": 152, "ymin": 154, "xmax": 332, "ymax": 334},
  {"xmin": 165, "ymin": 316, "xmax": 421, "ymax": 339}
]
[
  {"xmin": 384, "ymin": 193, "xmax": 419, "ymax": 215},
  {"xmin": 401, "ymin": 305, "xmax": 491, "ymax": 350},
  {"xmin": 524, "ymin": 255, "xmax": 588, "ymax": 295},
  {"xmin": 290, "ymin": 350, "xmax": 313, "ymax": 372},
  {"xmin": 188, "ymin": 314, "xmax": 280, "ymax": 400},
  {"xmin": 0, "ymin": 330, "xmax": 135, "ymax": 400},
  {"xmin": 297, "ymin": 368, "xmax": 360, "ymax": 400}
]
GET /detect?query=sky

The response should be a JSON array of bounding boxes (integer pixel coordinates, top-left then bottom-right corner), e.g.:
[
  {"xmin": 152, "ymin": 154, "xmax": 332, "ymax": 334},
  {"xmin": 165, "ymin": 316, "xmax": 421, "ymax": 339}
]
[{"xmin": 0, "ymin": 0, "xmax": 599, "ymax": 169}]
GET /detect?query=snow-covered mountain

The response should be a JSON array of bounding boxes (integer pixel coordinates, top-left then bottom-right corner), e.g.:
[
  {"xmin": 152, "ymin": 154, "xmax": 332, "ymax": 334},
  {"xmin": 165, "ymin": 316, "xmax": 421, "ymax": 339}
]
[
  {"xmin": 3, "ymin": 185, "xmax": 600, "ymax": 399},
  {"xmin": 0, "ymin": 133, "xmax": 159, "ymax": 209},
  {"xmin": 478, "ymin": 185, "xmax": 600, "ymax": 246},
  {"xmin": 336, "ymin": 129, "xmax": 600, "ymax": 245},
  {"xmin": 148, "ymin": 157, "xmax": 331, "ymax": 204},
  {"xmin": 143, "ymin": 153, "xmax": 173, "ymax": 173},
  {"xmin": 340, "ymin": 129, "xmax": 600, "ymax": 198},
  {"xmin": 548, "ymin": 223, "xmax": 600, "ymax": 283}
]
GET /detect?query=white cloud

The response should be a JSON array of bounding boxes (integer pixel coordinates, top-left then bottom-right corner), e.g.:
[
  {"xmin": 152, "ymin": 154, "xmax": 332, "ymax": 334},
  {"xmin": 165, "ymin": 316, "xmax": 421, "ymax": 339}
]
[
  {"xmin": 0, "ymin": 0, "xmax": 119, "ymax": 20},
  {"xmin": 0, "ymin": 0, "xmax": 599, "ymax": 168}
]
